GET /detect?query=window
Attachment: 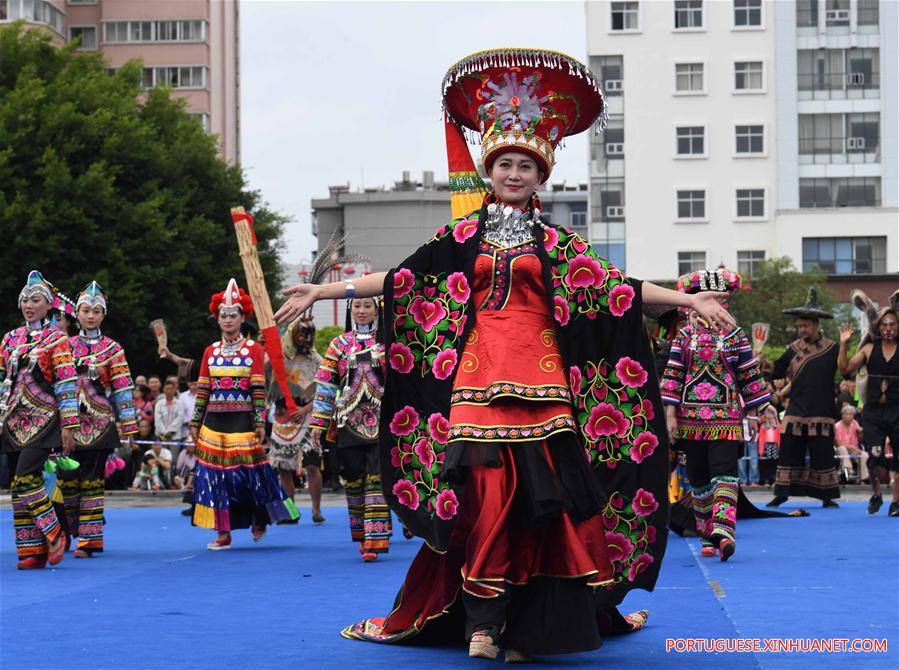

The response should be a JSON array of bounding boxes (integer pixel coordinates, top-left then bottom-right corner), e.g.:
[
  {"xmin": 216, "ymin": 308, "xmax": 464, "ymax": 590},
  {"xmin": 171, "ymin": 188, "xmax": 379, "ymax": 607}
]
[
  {"xmin": 678, "ymin": 251, "xmax": 707, "ymax": 275},
  {"xmin": 857, "ymin": 0, "xmax": 879, "ymax": 26},
  {"xmin": 67, "ymin": 1, "xmax": 98, "ymax": 4},
  {"xmin": 676, "ymin": 126, "xmax": 705, "ymax": 156},
  {"xmin": 570, "ymin": 203, "xmax": 588, "ymax": 230},
  {"xmin": 2, "ymin": 1, "xmax": 65, "ymax": 34},
  {"xmin": 141, "ymin": 66, "xmax": 208, "ymax": 90},
  {"xmin": 674, "ymin": 0, "xmax": 703, "ymax": 29},
  {"xmin": 603, "ymin": 124, "xmax": 624, "ymax": 158},
  {"xmin": 592, "ymin": 178, "xmax": 625, "ymax": 223},
  {"xmin": 799, "ymin": 177, "xmax": 881, "ymax": 208},
  {"xmin": 610, "ymin": 2, "xmax": 639, "ymax": 31},
  {"xmin": 734, "ymin": 61, "xmax": 763, "ymax": 91},
  {"xmin": 677, "ymin": 190, "xmax": 706, "ymax": 219},
  {"xmin": 735, "ymin": 189, "xmax": 765, "ymax": 218},
  {"xmin": 797, "ymin": 48, "xmax": 880, "ymax": 97},
  {"xmin": 675, "ymin": 62, "xmax": 704, "ymax": 93},
  {"xmin": 798, "ymin": 113, "xmax": 880, "ymax": 163},
  {"xmin": 733, "ymin": 0, "xmax": 762, "ymax": 27},
  {"xmin": 592, "ymin": 55, "xmax": 624, "ymax": 97},
  {"xmin": 802, "ymin": 237, "xmax": 887, "ymax": 274},
  {"xmin": 796, "ymin": 0, "xmax": 818, "ymax": 27},
  {"xmin": 103, "ymin": 20, "xmax": 207, "ymax": 43},
  {"xmin": 189, "ymin": 112, "xmax": 210, "ymax": 133},
  {"xmin": 825, "ymin": 0, "xmax": 850, "ymax": 27},
  {"xmin": 735, "ymin": 125, "xmax": 764, "ymax": 154},
  {"xmin": 737, "ymin": 250, "xmax": 766, "ymax": 277},
  {"xmin": 69, "ymin": 26, "xmax": 97, "ymax": 51}
]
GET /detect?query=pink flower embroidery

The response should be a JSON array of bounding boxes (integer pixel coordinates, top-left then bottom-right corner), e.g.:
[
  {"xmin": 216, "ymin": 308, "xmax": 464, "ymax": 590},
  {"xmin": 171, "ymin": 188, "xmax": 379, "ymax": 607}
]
[
  {"xmin": 569, "ymin": 365, "xmax": 583, "ymax": 395},
  {"xmin": 389, "ymin": 406, "xmax": 420, "ymax": 437},
  {"xmin": 566, "ymin": 254, "xmax": 607, "ymax": 289},
  {"xmin": 390, "ymin": 446, "xmax": 402, "ymax": 468},
  {"xmin": 388, "ymin": 342, "xmax": 415, "ymax": 374},
  {"xmin": 627, "ymin": 552, "xmax": 654, "ymax": 582},
  {"xmin": 446, "ymin": 272, "xmax": 471, "ymax": 304},
  {"xmin": 615, "ymin": 357, "xmax": 648, "ymax": 388},
  {"xmin": 641, "ymin": 399, "xmax": 655, "ymax": 420},
  {"xmin": 694, "ymin": 382, "xmax": 718, "ymax": 401},
  {"xmin": 748, "ymin": 380, "xmax": 761, "ymax": 393},
  {"xmin": 428, "ymin": 412, "xmax": 450, "ymax": 445},
  {"xmin": 410, "ymin": 298, "xmax": 447, "ymax": 333},
  {"xmin": 632, "ymin": 488, "xmax": 659, "ymax": 517},
  {"xmin": 543, "ymin": 226, "xmax": 559, "ymax": 252},
  {"xmin": 393, "ymin": 268, "xmax": 414, "ymax": 298},
  {"xmin": 219, "ymin": 377, "xmax": 234, "ymax": 390},
  {"xmin": 698, "ymin": 347, "xmax": 715, "ymax": 362},
  {"xmin": 393, "ymin": 479, "xmax": 420, "ymax": 510},
  {"xmin": 435, "ymin": 488, "xmax": 459, "ymax": 520},
  {"xmin": 553, "ymin": 295, "xmax": 571, "ymax": 327},
  {"xmin": 645, "ymin": 524, "xmax": 657, "ymax": 544},
  {"xmin": 584, "ymin": 402, "xmax": 629, "ymax": 441},
  {"xmin": 698, "ymin": 406, "xmax": 713, "ymax": 420},
  {"xmin": 629, "ymin": 431, "xmax": 659, "ymax": 464},
  {"xmin": 432, "ymin": 348, "xmax": 458, "ymax": 380},
  {"xmin": 604, "ymin": 531, "xmax": 635, "ymax": 563},
  {"xmin": 453, "ymin": 218, "xmax": 479, "ymax": 243},
  {"xmin": 413, "ymin": 438, "xmax": 436, "ymax": 470},
  {"xmin": 608, "ymin": 283, "xmax": 635, "ymax": 317}
]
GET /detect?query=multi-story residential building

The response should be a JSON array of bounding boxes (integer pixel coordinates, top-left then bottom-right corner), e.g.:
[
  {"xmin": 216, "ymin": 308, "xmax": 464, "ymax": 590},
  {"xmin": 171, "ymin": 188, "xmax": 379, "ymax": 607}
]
[
  {"xmin": 305, "ymin": 172, "xmax": 589, "ymax": 326},
  {"xmin": 1, "ymin": 0, "xmax": 240, "ymax": 163},
  {"xmin": 586, "ymin": 0, "xmax": 897, "ymax": 301}
]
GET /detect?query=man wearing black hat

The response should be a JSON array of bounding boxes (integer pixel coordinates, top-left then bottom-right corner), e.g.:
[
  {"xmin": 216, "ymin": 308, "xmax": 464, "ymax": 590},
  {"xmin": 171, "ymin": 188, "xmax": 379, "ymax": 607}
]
[{"xmin": 767, "ymin": 288, "xmax": 840, "ymax": 508}]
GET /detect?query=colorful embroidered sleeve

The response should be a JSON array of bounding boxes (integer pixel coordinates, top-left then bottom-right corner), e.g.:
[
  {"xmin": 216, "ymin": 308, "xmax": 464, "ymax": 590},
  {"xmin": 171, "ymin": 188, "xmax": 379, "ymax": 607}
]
[
  {"xmin": 107, "ymin": 342, "xmax": 138, "ymax": 435},
  {"xmin": 730, "ymin": 330, "xmax": 771, "ymax": 410},
  {"xmin": 191, "ymin": 346, "xmax": 212, "ymax": 427},
  {"xmin": 0, "ymin": 332, "xmax": 8, "ymax": 384},
  {"xmin": 311, "ymin": 336, "xmax": 342, "ymax": 431},
  {"xmin": 660, "ymin": 329, "xmax": 687, "ymax": 406},
  {"xmin": 48, "ymin": 332, "xmax": 79, "ymax": 426},
  {"xmin": 251, "ymin": 342, "xmax": 267, "ymax": 427}
]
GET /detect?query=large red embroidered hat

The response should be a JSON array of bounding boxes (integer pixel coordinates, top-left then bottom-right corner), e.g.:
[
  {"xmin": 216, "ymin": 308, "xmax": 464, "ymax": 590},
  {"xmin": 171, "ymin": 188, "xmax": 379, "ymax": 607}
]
[
  {"xmin": 442, "ymin": 48, "xmax": 606, "ymax": 185},
  {"xmin": 209, "ymin": 277, "xmax": 254, "ymax": 318}
]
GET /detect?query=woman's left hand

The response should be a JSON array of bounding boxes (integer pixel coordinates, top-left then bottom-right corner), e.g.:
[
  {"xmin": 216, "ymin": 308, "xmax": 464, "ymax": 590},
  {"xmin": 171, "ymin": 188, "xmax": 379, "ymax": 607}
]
[
  {"xmin": 690, "ymin": 292, "xmax": 736, "ymax": 330},
  {"xmin": 255, "ymin": 426, "xmax": 267, "ymax": 445}
]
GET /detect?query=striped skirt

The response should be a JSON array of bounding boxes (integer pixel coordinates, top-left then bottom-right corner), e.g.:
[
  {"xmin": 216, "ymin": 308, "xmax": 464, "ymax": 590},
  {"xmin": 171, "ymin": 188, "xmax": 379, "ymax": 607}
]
[{"xmin": 193, "ymin": 426, "xmax": 298, "ymax": 532}]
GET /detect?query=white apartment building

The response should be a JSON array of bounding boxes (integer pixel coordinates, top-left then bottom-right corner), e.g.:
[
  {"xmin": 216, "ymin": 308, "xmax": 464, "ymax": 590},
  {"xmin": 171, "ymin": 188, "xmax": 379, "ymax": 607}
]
[{"xmin": 585, "ymin": 0, "xmax": 897, "ymax": 300}]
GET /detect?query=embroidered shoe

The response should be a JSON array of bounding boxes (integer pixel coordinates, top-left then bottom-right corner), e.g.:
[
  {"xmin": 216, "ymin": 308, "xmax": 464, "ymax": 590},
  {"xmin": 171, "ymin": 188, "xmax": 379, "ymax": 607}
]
[
  {"xmin": 868, "ymin": 495, "xmax": 883, "ymax": 515},
  {"xmin": 719, "ymin": 538, "xmax": 735, "ymax": 562},
  {"xmin": 16, "ymin": 557, "xmax": 48, "ymax": 570},
  {"xmin": 469, "ymin": 631, "xmax": 500, "ymax": 660},
  {"xmin": 73, "ymin": 549, "xmax": 94, "ymax": 558},
  {"xmin": 362, "ymin": 552, "xmax": 378, "ymax": 562},
  {"xmin": 251, "ymin": 526, "xmax": 267, "ymax": 543},
  {"xmin": 47, "ymin": 534, "xmax": 66, "ymax": 566},
  {"xmin": 700, "ymin": 545, "xmax": 717, "ymax": 558},
  {"xmin": 207, "ymin": 534, "xmax": 232, "ymax": 551}
]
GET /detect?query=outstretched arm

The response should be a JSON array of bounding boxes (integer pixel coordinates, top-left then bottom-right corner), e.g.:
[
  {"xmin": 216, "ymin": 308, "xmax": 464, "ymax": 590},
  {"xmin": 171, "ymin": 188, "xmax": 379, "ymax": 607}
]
[
  {"xmin": 274, "ymin": 272, "xmax": 388, "ymax": 325},
  {"xmin": 838, "ymin": 323, "xmax": 870, "ymax": 376}
]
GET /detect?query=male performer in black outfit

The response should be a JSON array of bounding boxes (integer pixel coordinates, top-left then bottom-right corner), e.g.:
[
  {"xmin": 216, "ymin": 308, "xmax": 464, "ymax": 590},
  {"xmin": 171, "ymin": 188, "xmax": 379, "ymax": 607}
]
[{"xmin": 767, "ymin": 289, "xmax": 840, "ymax": 509}]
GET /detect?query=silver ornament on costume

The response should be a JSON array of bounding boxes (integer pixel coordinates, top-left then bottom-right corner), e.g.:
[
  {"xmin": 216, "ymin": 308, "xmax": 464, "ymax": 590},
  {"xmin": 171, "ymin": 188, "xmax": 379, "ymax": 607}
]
[{"xmin": 482, "ymin": 202, "xmax": 536, "ymax": 247}]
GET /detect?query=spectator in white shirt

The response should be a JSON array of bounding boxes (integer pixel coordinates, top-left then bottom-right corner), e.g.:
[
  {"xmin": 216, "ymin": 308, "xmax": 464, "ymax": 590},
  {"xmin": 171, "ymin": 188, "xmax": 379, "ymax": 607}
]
[
  {"xmin": 154, "ymin": 379, "xmax": 184, "ymax": 443},
  {"xmin": 179, "ymin": 380, "xmax": 198, "ymax": 440}
]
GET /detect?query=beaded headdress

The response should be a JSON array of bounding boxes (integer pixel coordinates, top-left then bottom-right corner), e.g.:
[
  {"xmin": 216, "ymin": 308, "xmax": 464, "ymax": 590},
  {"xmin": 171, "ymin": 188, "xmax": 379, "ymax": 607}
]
[
  {"xmin": 76, "ymin": 280, "xmax": 108, "ymax": 313},
  {"xmin": 209, "ymin": 278, "xmax": 254, "ymax": 318},
  {"xmin": 442, "ymin": 48, "xmax": 606, "ymax": 217},
  {"xmin": 18, "ymin": 270, "xmax": 54, "ymax": 305},
  {"xmin": 676, "ymin": 268, "xmax": 744, "ymax": 295}
]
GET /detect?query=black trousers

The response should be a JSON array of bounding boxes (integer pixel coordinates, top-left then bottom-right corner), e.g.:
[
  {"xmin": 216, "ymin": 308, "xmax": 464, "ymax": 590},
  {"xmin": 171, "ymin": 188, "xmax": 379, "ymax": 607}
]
[{"xmin": 680, "ymin": 439, "xmax": 739, "ymax": 488}]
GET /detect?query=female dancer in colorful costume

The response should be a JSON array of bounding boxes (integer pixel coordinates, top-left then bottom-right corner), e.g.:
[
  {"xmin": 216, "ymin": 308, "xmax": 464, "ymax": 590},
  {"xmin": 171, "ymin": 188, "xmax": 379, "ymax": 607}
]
[
  {"xmin": 190, "ymin": 278, "xmax": 298, "ymax": 550},
  {"xmin": 276, "ymin": 48, "xmax": 736, "ymax": 661},
  {"xmin": 1, "ymin": 271, "xmax": 77, "ymax": 569},
  {"xmin": 661, "ymin": 269, "xmax": 771, "ymax": 561},
  {"xmin": 267, "ymin": 315, "xmax": 324, "ymax": 522},
  {"xmin": 311, "ymin": 298, "xmax": 392, "ymax": 560},
  {"xmin": 54, "ymin": 281, "xmax": 138, "ymax": 557}
]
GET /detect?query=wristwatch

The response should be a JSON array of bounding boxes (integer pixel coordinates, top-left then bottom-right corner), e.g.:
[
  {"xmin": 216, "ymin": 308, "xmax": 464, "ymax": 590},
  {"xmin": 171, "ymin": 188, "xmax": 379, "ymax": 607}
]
[{"xmin": 344, "ymin": 280, "xmax": 356, "ymax": 299}]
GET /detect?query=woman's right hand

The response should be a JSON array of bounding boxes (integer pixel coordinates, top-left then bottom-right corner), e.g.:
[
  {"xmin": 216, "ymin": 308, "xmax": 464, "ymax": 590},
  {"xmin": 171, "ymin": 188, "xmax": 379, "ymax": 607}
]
[
  {"xmin": 189, "ymin": 426, "xmax": 199, "ymax": 443},
  {"xmin": 310, "ymin": 428, "xmax": 323, "ymax": 451},
  {"xmin": 666, "ymin": 414, "xmax": 678, "ymax": 444},
  {"xmin": 275, "ymin": 284, "xmax": 321, "ymax": 325}
]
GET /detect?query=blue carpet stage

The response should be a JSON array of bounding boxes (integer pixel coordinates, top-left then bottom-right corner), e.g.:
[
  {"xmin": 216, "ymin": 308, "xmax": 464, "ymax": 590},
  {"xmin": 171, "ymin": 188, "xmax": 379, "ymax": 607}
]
[{"xmin": 1, "ymin": 502, "xmax": 895, "ymax": 670}]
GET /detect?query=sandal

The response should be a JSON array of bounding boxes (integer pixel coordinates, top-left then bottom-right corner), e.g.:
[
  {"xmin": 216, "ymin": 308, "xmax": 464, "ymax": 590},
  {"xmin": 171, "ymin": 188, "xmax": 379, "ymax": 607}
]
[
  {"xmin": 312, "ymin": 512, "xmax": 325, "ymax": 524},
  {"xmin": 207, "ymin": 533, "xmax": 232, "ymax": 551},
  {"xmin": 469, "ymin": 631, "xmax": 499, "ymax": 660}
]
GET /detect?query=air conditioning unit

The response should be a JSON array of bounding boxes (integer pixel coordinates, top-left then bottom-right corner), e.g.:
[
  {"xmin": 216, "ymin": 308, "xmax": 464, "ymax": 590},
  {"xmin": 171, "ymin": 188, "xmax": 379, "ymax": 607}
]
[
  {"xmin": 847, "ymin": 72, "xmax": 865, "ymax": 85},
  {"xmin": 606, "ymin": 143, "xmax": 624, "ymax": 155},
  {"xmin": 606, "ymin": 206, "xmax": 625, "ymax": 218},
  {"xmin": 847, "ymin": 137, "xmax": 866, "ymax": 150},
  {"xmin": 825, "ymin": 9, "xmax": 850, "ymax": 21},
  {"xmin": 605, "ymin": 79, "xmax": 623, "ymax": 92}
]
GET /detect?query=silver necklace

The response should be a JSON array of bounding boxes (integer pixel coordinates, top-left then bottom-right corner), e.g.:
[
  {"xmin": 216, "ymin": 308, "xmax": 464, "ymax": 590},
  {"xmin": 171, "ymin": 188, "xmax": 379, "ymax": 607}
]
[{"xmin": 482, "ymin": 203, "xmax": 537, "ymax": 247}]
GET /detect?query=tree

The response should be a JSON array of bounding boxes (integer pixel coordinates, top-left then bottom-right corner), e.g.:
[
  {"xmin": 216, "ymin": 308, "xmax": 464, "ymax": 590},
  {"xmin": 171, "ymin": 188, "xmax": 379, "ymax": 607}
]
[
  {"xmin": 0, "ymin": 24, "xmax": 288, "ymax": 375},
  {"xmin": 729, "ymin": 256, "xmax": 855, "ymax": 350}
]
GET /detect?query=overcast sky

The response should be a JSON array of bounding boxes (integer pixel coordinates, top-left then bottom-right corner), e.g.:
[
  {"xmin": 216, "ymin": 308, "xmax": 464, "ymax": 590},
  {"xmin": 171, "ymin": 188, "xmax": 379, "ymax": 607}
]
[{"xmin": 241, "ymin": 0, "xmax": 591, "ymax": 266}]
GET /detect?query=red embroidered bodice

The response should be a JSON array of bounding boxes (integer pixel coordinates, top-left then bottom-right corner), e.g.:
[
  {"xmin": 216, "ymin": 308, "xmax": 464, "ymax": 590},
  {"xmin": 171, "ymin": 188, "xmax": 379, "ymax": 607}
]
[{"xmin": 449, "ymin": 239, "xmax": 576, "ymax": 442}]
